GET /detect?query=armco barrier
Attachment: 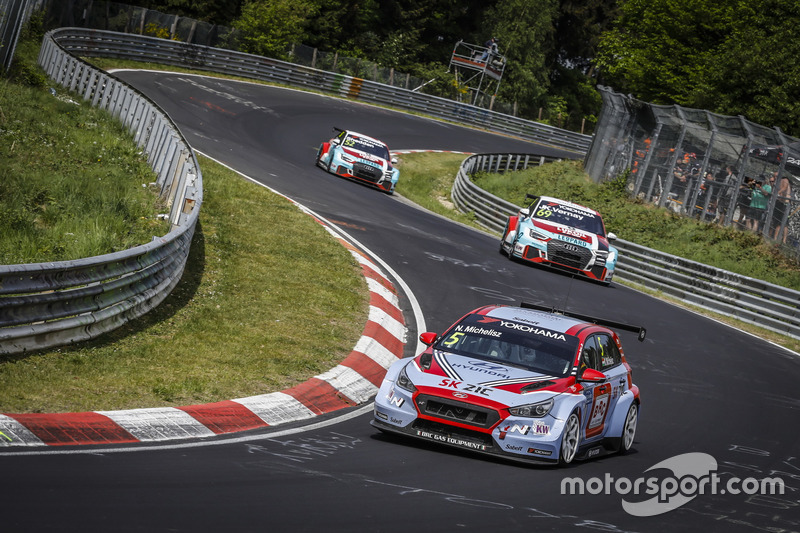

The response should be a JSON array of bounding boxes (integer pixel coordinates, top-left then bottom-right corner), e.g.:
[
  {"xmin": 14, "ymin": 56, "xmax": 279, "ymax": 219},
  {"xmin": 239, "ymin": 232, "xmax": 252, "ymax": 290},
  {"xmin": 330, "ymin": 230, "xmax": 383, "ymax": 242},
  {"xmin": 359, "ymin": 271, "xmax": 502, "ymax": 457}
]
[
  {"xmin": 452, "ymin": 154, "xmax": 800, "ymax": 340},
  {"xmin": 0, "ymin": 28, "xmax": 202, "ymax": 354},
  {"xmin": 49, "ymin": 28, "xmax": 591, "ymax": 154}
]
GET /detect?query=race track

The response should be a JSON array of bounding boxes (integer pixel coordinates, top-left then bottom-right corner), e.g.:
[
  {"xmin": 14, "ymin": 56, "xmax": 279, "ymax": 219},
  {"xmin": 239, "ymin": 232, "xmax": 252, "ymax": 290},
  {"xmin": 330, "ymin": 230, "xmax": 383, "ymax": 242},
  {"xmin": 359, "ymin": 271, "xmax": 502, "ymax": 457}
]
[{"xmin": 2, "ymin": 71, "xmax": 798, "ymax": 533}]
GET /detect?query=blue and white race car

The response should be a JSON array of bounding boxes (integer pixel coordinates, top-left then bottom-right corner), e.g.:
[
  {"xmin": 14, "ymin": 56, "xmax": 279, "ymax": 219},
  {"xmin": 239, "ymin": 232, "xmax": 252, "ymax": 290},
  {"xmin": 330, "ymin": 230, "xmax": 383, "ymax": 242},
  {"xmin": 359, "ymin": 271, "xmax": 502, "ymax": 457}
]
[
  {"xmin": 500, "ymin": 194, "xmax": 618, "ymax": 284},
  {"xmin": 315, "ymin": 128, "xmax": 399, "ymax": 194},
  {"xmin": 372, "ymin": 302, "xmax": 645, "ymax": 465}
]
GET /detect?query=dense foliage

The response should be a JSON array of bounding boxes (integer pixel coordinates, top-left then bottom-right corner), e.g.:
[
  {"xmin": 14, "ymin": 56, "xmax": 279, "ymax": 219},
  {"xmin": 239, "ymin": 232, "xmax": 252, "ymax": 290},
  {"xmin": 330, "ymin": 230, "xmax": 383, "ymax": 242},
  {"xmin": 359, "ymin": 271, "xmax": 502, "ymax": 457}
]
[{"xmin": 92, "ymin": 0, "xmax": 800, "ymax": 136}]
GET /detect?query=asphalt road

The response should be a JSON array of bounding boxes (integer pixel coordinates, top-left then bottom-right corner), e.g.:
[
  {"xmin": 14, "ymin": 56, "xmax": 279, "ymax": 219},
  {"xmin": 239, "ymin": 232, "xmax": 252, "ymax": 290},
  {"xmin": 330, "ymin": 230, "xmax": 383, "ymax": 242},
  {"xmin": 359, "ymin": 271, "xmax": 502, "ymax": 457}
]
[{"xmin": 2, "ymin": 71, "xmax": 798, "ymax": 532}]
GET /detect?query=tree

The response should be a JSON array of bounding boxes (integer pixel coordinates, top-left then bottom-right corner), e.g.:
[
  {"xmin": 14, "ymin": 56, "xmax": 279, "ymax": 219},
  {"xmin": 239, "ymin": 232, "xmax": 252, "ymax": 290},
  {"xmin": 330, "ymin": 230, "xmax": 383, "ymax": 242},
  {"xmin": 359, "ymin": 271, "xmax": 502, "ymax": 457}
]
[
  {"xmin": 484, "ymin": 0, "xmax": 559, "ymax": 118},
  {"xmin": 232, "ymin": 0, "xmax": 318, "ymax": 59},
  {"xmin": 548, "ymin": 0, "xmax": 619, "ymax": 132},
  {"xmin": 595, "ymin": 0, "xmax": 800, "ymax": 136}
]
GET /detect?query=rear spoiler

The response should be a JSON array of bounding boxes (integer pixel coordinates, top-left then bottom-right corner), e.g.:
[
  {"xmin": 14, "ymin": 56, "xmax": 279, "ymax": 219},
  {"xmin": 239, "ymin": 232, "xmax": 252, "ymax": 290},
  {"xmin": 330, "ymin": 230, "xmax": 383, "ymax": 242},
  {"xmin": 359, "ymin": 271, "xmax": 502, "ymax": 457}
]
[
  {"xmin": 525, "ymin": 193, "xmax": 540, "ymax": 206},
  {"xmin": 520, "ymin": 301, "xmax": 647, "ymax": 342}
]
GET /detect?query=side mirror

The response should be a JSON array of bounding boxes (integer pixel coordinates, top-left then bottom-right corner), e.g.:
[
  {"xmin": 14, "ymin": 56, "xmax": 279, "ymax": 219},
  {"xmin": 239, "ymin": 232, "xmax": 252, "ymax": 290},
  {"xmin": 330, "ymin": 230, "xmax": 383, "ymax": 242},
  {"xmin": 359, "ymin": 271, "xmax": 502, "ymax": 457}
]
[
  {"xmin": 391, "ymin": 157, "xmax": 398, "ymax": 165},
  {"xmin": 520, "ymin": 208, "xmax": 531, "ymax": 218},
  {"xmin": 331, "ymin": 138, "xmax": 340, "ymax": 146},
  {"xmin": 419, "ymin": 332, "xmax": 438, "ymax": 346},
  {"xmin": 578, "ymin": 368, "xmax": 606, "ymax": 382},
  {"xmin": 607, "ymin": 232, "xmax": 617, "ymax": 241}
]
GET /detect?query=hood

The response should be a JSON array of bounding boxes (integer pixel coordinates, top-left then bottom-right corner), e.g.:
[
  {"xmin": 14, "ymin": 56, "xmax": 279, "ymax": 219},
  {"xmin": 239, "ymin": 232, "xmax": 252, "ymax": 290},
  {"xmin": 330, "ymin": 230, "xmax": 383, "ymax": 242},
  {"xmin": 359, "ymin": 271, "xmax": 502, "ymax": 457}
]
[
  {"xmin": 342, "ymin": 147, "xmax": 388, "ymax": 168},
  {"xmin": 530, "ymin": 219, "xmax": 610, "ymax": 251},
  {"xmin": 408, "ymin": 350, "xmax": 573, "ymax": 406}
]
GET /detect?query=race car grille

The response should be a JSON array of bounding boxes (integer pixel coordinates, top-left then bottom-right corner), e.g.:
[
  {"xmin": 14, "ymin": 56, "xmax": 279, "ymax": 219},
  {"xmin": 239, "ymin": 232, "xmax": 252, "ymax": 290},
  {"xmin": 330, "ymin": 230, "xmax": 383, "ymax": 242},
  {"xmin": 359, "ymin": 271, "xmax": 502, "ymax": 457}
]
[
  {"xmin": 351, "ymin": 162, "xmax": 382, "ymax": 182},
  {"xmin": 547, "ymin": 240, "xmax": 592, "ymax": 270},
  {"xmin": 415, "ymin": 394, "xmax": 501, "ymax": 429}
]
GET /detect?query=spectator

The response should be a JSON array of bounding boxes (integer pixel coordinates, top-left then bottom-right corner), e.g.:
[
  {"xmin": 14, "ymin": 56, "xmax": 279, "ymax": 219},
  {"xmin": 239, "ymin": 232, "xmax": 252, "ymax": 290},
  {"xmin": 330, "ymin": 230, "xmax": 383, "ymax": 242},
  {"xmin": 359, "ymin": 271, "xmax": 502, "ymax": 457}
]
[
  {"xmin": 736, "ymin": 177, "xmax": 754, "ymax": 229},
  {"xmin": 716, "ymin": 165, "xmax": 737, "ymax": 221},
  {"xmin": 480, "ymin": 37, "xmax": 498, "ymax": 62},
  {"xmin": 699, "ymin": 171, "xmax": 719, "ymax": 221},
  {"xmin": 772, "ymin": 173, "xmax": 792, "ymax": 243},
  {"xmin": 670, "ymin": 164, "xmax": 690, "ymax": 207},
  {"xmin": 747, "ymin": 175, "xmax": 772, "ymax": 232}
]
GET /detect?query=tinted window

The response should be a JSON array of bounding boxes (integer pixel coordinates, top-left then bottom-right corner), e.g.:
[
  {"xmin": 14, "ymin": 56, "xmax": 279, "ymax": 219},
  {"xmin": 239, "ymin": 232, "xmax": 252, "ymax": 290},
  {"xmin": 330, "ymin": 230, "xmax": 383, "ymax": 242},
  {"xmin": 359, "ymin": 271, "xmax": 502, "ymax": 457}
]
[
  {"xmin": 434, "ymin": 314, "xmax": 579, "ymax": 377},
  {"xmin": 342, "ymin": 134, "xmax": 390, "ymax": 159},
  {"xmin": 581, "ymin": 336, "xmax": 601, "ymax": 371},
  {"xmin": 596, "ymin": 334, "xmax": 622, "ymax": 370},
  {"xmin": 532, "ymin": 199, "xmax": 606, "ymax": 236}
]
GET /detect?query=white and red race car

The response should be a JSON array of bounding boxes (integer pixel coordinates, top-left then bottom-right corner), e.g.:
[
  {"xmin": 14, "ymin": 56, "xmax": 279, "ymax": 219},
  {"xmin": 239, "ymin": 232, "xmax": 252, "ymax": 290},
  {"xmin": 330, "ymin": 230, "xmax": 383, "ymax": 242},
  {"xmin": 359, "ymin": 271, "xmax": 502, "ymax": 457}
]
[
  {"xmin": 316, "ymin": 128, "xmax": 399, "ymax": 194},
  {"xmin": 500, "ymin": 195, "xmax": 618, "ymax": 284},
  {"xmin": 372, "ymin": 302, "xmax": 644, "ymax": 465}
]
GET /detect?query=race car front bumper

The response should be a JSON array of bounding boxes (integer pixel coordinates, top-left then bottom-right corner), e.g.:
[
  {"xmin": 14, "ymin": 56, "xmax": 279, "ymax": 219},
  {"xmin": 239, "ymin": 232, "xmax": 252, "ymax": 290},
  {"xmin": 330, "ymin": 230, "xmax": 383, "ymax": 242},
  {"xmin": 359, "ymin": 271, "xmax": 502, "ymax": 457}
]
[{"xmin": 372, "ymin": 381, "xmax": 566, "ymax": 464}]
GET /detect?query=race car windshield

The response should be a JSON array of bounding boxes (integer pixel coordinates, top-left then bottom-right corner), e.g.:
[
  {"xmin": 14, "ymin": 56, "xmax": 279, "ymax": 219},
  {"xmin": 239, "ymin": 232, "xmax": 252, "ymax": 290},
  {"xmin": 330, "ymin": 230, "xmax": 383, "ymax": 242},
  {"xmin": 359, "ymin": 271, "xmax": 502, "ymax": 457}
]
[
  {"xmin": 343, "ymin": 135, "xmax": 390, "ymax": 159},
  {"xmin": 532, "ymin": 200, "xmax": 605, "ymax": 236},
  {"xmin": 435, "ymin": 316, "xmax": 579, "ymax": 377}
]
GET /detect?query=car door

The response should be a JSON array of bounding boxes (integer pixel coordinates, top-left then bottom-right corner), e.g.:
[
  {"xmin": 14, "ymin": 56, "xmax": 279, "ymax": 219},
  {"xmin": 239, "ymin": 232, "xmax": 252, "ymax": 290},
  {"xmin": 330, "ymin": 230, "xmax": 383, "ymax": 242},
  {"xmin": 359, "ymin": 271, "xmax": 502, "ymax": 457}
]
[
  {"xmin": 593, "ymin": 333, "xmax": 628, "ymax": 438},
  {"xmin": 578, "ymin": 335, "xmax": 615, "ymax": 442}
]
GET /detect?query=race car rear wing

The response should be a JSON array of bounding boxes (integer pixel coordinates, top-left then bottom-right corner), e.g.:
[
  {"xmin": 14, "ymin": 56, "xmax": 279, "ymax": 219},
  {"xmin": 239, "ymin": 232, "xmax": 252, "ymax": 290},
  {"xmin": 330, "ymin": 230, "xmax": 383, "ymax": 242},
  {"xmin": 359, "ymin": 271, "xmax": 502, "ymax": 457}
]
[{"xmin": 520, "ymin": 301, "xmax": 647, "ymax": 342}]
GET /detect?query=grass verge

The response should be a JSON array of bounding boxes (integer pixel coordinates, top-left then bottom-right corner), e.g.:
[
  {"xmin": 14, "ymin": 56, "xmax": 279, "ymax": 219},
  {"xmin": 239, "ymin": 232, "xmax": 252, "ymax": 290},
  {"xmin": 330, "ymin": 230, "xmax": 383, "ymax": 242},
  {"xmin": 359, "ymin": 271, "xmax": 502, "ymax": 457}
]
[{"xmin": 0, "ymin": 153, "xmax": 369, "ymax": 413}]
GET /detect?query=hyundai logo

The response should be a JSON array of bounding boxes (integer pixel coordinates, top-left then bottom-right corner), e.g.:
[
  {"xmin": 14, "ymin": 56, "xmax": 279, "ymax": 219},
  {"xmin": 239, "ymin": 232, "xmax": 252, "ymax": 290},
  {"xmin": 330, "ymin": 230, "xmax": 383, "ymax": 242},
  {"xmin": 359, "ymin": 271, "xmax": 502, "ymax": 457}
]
[
  {"xmin": 452, "ymin": 392, "xmax": 468, "ymax": 398},
  {"xmin": 469, "ymin": 361, "xmax": 507, "ymax": 371}
]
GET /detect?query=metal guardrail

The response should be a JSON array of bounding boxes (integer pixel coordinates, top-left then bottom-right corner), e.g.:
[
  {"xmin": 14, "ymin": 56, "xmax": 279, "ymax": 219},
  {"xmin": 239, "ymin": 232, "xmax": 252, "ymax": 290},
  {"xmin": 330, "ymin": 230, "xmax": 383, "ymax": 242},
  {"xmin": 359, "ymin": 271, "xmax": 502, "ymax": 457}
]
[
  {"xmin": 452, "ymin": 154, "xmax": 800, "ymax": 340},
  {"xmin": 0, "ymin": 28, "xmax": 202, "ymax": 354},
  {"xmin": 50, "ymin": 28, "xmax": 592, "ymax": 154}
]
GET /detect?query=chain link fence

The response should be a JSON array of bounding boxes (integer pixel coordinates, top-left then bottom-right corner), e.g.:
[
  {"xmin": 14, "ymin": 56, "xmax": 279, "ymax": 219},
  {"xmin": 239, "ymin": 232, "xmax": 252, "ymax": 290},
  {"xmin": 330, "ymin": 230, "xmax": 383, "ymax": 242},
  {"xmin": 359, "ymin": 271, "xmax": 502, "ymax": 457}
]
[{"xmin": 585, "ymin": 85, "xmax": 800, "ymax": 251}]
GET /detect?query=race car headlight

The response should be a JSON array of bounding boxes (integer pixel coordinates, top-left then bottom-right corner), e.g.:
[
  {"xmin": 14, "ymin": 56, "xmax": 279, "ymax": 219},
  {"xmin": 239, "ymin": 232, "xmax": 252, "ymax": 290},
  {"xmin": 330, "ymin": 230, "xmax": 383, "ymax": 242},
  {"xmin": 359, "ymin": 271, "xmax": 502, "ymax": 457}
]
[
  {"xmin": 396, "ymin": 364, "xmax": 417, "ymax": 393},
  {"xmin": 340, "ymin": 154, "xmax": 355, "ymax": 163},
  {"xmin": 595, "ymin": 250, "xmax": 608, "ymax": 266},
  {"xmin": 508, "ymin": 398, "xmax": 554, "ymax": 418},
  {"xmin": 528, "ymin": 228, "xmax": 549, "ymax": 240}
]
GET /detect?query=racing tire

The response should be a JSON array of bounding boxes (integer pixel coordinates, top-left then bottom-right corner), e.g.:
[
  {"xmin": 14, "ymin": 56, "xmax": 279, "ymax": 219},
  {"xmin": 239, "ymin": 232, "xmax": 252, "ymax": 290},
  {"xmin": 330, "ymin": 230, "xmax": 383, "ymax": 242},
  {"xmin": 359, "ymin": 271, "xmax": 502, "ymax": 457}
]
[
  {"xmin": 499, "ymin": 221, "xmax": 512, "ymax": 256},
  {"xmin": 559, "ymin": 411, "xmax": 581, "ymax": 465},
  {"xmin": 619, "ymin": 402, "xmax": 638, "ymax": 453}
]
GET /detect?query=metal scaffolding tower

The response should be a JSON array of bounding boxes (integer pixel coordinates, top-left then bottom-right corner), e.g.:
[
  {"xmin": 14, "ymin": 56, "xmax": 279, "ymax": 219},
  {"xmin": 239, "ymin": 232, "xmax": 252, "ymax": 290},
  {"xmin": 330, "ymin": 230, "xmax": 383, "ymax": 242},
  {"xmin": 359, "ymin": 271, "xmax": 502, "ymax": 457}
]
[{"xmin": 448, "ymin": 40, "xmax": 506, "ymax": 108}]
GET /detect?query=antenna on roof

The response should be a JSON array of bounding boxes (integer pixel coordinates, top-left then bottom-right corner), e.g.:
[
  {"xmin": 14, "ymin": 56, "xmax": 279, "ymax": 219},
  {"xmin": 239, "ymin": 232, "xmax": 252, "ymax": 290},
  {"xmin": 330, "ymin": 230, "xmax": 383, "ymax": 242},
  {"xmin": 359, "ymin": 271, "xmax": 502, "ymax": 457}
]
[{"xmin": 560, "ymin": 274, "xmax": 576, "ymax": 313}]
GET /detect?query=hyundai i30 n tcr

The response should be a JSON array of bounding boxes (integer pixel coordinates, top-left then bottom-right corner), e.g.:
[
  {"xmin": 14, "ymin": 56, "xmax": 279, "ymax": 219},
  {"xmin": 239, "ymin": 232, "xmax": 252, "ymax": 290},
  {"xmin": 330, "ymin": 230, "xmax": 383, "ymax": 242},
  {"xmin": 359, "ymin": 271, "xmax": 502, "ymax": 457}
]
[
  {"xmin": 372, "ymin": 302, "xmax": 644, "ymax": 465},
  {"xmin": 316, "ymin": 128, "xmax": 399, "ymax": 194}
]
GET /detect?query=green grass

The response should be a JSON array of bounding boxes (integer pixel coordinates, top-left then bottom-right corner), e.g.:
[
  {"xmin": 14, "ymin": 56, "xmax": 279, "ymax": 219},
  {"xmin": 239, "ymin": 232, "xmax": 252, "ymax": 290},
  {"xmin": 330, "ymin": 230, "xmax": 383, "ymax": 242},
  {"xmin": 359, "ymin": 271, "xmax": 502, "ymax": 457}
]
[
  {"xmin": 0, "ymin": 77, "xmax": 171, "ymax": 264},
  {"xmin": 0, "ymin": 34, "xmax": 369, "ymax": 413},
  {"xmin": 0, "ymin": 154, "xmax": 369, "ymax": 413},
  {"xmin": 393, "ymin": 152, "xmax": 486, "ymax": 230}
]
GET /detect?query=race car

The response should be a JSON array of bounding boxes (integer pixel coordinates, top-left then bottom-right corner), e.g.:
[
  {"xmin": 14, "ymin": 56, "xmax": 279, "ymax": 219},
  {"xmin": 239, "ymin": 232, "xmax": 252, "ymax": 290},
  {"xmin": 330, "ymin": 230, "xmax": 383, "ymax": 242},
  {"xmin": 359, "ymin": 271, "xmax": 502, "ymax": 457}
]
[
  {"xmin": 371, "ymin": 302, "xmax": 645, "ymax": 465},
  {"xmin": 500, "ymin": 194, "xmax": 618, "ymax": 284},
  {"xmin": 315, "ymin": 128, "xmax": 399, "ymax": 194}
]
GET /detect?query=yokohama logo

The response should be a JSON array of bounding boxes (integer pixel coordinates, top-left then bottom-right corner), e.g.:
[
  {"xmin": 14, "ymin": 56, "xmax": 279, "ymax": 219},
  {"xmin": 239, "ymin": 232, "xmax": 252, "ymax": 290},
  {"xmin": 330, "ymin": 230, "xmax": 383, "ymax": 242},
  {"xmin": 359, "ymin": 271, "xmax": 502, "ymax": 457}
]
[{"xmin": 500, "ymin": 321, "xmax": 566, "ymax": 340}]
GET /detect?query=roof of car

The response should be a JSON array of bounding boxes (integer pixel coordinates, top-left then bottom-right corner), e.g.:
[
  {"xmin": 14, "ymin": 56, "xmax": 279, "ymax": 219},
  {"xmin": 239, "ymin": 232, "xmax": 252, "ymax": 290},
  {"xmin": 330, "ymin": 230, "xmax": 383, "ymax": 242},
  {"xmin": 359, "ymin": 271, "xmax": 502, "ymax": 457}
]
[{"xmin": 474, "ymin": 304, "xmax": 591, "ymax": 335}]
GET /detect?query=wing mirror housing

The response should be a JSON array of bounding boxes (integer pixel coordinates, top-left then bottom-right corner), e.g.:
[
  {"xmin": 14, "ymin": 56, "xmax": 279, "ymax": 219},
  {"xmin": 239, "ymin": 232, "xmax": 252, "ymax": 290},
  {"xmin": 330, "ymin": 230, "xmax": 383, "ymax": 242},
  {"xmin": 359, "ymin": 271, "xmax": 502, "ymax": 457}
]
[
  {"xmin": 419, "ymin": 332, "xmax": 438, "ymax": 346},
  {"xmin": 607, "ymin": 232, "xmax": 617, "ymax": 241},
  {"xmin": 578, "ymin": 368, "xmax": 606, "ymax": 382},
  {"xmin": 519, "ymin": 208, "xmax": 531, "ymax": 218}
]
